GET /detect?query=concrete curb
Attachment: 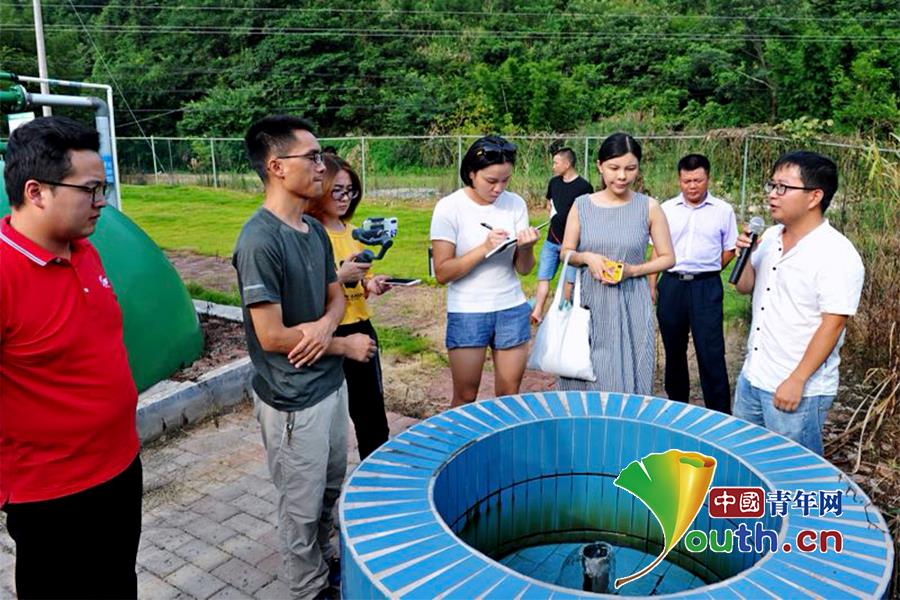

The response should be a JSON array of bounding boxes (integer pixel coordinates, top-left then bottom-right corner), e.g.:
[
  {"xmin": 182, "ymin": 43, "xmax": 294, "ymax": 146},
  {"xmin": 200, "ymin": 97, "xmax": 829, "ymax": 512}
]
[
  {"xmin": 137, "ymin": 300, "xmax": 250, "ymax": 443},
  {"xmin": 192, "ymin": 298, "xmax": 243, "ymax": 322}
]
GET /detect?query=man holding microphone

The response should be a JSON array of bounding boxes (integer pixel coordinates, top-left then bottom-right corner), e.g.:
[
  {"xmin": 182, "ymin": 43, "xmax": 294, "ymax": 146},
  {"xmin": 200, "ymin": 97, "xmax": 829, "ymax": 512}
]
[{"xmin": 732, "ymin": 151, "xmax": 864, "ymax": 455}]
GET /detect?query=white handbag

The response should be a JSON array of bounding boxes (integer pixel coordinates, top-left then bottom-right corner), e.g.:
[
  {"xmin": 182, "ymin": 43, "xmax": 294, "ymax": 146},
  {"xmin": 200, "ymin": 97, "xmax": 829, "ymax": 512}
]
[{"xmin": 527, "ymin": 251, "xmax": 596, "ymax": 381}]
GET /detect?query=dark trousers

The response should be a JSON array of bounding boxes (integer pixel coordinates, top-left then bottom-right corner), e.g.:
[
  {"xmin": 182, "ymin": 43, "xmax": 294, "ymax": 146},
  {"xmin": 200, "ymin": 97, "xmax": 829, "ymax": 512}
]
[
  {"xmin": 336, "ymin": 319, "xmax": 389, "ymax": 460},
  {"xmin": 656, "ymin": 273, "xmax": 731, "ymax": 414},
  {"xmin": 3, "ymin": 455, "xmax": 143, "ymax": 599}
]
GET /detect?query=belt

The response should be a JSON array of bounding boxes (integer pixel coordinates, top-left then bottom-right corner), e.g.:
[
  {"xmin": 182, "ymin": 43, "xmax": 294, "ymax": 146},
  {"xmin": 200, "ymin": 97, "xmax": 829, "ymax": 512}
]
[{"xmin": 666, "ymin": 270, "xmax": 720, "ymax": 281}]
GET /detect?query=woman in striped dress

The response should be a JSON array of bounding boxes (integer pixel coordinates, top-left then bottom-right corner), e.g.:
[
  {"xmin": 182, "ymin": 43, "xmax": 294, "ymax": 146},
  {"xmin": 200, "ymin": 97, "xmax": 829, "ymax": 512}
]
[{"xmin": 558, "ymin": 133, "xmax": 675, "ymax": 394}]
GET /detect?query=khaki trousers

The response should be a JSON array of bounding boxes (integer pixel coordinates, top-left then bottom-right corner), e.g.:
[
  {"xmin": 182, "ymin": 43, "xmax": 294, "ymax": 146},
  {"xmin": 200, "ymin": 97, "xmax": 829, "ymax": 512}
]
[{"xmin": 254, "ymin": 381, "xmax": 348, "ymax": 599}]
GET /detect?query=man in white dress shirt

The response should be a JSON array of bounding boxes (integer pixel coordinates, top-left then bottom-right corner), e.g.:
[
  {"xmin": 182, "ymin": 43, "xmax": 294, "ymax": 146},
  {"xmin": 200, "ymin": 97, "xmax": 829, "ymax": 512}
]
[
  {"xmin": 651, "ymin": 154, "xmax": 737, "ymax": 414},
  {"xmin": 733, "ymin": 151, "xmax": 864, "ymax": 454}
]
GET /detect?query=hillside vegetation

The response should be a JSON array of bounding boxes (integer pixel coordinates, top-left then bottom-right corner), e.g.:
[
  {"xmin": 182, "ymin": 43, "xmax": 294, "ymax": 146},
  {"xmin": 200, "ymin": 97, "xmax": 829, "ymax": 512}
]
[{"xmin": 2, "ymin": 1, "xmax": 897, "ymax": 138}]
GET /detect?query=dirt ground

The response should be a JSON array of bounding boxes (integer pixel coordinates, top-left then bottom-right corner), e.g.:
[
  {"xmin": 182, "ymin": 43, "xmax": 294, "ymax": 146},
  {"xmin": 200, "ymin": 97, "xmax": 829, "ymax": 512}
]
[
  {"xmin": 169, "ymin": 313, "xmax": 247, "ymax": 382},
  {"xmin": 166, "ymin": 250, "xmax": 744, "ymax": 417},
  {"xmin": 168, "ymin": 250, "xmax": 898, "ymax": 588}
]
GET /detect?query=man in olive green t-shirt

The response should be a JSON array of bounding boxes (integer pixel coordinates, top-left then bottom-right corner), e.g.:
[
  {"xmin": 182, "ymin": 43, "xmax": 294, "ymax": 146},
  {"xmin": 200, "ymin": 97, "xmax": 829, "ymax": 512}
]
[{"xmin": 233, "ymin": 115, "xmax": 375, "ymax": 600}]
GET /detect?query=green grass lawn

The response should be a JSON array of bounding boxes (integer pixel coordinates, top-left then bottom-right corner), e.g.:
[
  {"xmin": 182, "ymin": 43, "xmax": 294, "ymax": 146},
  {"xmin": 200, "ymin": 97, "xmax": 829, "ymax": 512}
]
[
  {"xmin": 121, "ymin": 184, "xmax": 437, "ymax": 277},
  {"xmin": 185, "ymin": 281, "xmax": 241, "ymax": 306},
  {"xmin": 721, "ymin": 263, "xmax": 751, "ymax": 324},
  {"xmin": 121, "ymin": 184, "xmax": 260, "ymax": 258},
  {"xmin": 123, "ymin": 184, "xmax": 749, "ymax": 322}
]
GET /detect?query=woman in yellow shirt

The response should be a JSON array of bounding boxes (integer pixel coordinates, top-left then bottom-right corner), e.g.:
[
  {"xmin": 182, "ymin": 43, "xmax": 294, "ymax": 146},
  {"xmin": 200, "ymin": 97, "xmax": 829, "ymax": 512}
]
[{"xmin": 307, "ymin": 154, "xmax": 390, "ymax": 460}]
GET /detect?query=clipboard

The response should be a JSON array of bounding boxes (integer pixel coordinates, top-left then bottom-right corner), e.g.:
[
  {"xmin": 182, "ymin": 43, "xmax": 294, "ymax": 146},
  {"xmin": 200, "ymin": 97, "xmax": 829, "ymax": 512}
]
[
  {"xmin": 484, "ymin": 220, "xmax": 551, "ymax": 259},
  {"xmin": 485, "ymin": 237, "xmax": 518, "ymax": 259}
]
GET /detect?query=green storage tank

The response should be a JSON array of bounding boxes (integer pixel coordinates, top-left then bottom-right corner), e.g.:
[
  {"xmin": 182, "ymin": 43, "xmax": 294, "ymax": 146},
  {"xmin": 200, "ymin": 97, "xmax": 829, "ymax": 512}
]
[{"xmin": 0, "ymin": 160, "xmax": 204, "ymax": 392}]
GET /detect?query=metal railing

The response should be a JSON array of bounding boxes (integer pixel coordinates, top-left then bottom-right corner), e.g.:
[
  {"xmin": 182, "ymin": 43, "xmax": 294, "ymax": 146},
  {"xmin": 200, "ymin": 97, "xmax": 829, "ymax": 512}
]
[{"xmin": 116, "ymin": 133, "xmax": 899, "ymax": 221}]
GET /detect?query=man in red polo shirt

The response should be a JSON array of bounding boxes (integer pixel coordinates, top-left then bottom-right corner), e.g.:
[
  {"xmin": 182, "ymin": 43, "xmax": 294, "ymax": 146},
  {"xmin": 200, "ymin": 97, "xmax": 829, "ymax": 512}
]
[{"xmin": 1, "ymin": 116, "xmax": 142, "ymax": 599}]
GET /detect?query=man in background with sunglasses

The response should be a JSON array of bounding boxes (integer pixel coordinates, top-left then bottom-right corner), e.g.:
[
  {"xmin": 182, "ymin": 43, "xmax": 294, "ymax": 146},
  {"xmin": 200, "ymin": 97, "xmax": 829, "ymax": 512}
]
[
  {"xmin": 732, "ymin": 151, "xmax": 864, "ymax": 455},
  {"xmin": 1, "ymin": 116, "xmax": 142, "ymax": 597}
]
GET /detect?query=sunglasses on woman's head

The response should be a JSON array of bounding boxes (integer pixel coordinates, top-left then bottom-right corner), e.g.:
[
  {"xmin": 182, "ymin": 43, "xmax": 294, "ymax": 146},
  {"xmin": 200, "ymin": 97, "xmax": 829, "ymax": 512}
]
[{"xmin": 475, "ymin": 140, "xmax": 517, "ymax": 162}]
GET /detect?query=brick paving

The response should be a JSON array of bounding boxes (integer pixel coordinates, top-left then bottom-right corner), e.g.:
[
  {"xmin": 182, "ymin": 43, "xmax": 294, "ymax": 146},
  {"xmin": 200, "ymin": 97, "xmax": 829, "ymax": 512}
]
[{"xmin": 0, "ymin": 402, "xmax": 420, "ymax": 599}]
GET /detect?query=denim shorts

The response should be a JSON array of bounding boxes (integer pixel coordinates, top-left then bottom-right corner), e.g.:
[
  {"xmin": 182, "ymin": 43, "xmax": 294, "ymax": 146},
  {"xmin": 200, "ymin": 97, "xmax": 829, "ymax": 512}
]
[
  {"xmin": 733, "ymin": 373, "xmax": 835, "ymax": 455},
  {"xmin": 537, "ymin": 239, "xmax": 578, "ymax": 282},
  {"xmin": 446, "ymin": 302, "xmax": 531, "ymax": 350}
]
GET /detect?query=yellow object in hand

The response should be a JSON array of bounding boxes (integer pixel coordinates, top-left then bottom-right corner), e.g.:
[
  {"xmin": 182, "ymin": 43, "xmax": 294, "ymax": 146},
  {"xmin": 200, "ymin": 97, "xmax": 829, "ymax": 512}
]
[{"xmin": 602, "ymin": 258, "xmax": 624, "ymax": 283}]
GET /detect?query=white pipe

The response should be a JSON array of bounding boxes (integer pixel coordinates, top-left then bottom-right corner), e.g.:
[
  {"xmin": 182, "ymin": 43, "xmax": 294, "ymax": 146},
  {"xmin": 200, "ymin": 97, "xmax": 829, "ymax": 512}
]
[
  {"xmin": 107, "ymin": 86, "xmax": 122, "ymax": 210},
  {"xmin": 26, "ymin": 93, "xmax": 97, "ymax": 109},
  {"xmin": 19, "ymin": 75, "xmax": 109, "ymax": 91},
  {"xmin": 17, "ymin": 75, "xmax": 123, "ymax": 209},
  {"xmin": 23, "ymin": 92, "xmax": 121, "ymax": 211}
]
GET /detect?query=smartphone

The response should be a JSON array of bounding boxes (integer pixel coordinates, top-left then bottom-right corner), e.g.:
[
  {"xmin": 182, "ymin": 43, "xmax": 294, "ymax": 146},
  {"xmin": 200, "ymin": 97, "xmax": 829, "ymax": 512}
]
[
  {"xmin": 602, "ymin": 259, "xmax": 624, "ymax": 283},
  {"xmin": 384, "ymin": 278, "xmax": 422, "ymax": 287}
]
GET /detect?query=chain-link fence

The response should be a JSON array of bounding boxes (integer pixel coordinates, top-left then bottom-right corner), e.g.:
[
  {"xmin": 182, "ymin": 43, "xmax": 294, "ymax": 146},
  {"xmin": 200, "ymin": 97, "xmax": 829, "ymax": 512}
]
[
  {"xmin": 117, "ymin": 133, "xmax": 899, "ymax": 224},
  {"xmin": 115, "ymin": 131, "xmax": 899, "ymax": 377}
]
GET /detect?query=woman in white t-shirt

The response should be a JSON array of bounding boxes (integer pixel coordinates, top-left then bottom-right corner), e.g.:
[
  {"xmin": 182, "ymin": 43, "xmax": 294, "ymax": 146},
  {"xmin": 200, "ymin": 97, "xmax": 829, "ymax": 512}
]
[{"xmin": 430, "ymin": 136, "xmax": 540, "ymax": 407}]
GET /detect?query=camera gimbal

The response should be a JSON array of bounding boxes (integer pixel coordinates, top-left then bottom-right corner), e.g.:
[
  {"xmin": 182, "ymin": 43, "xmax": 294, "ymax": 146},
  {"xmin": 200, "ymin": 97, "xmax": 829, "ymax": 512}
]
[{"xmin": 350, "ymin": 217, "xmax": 398, "ymax": 263}]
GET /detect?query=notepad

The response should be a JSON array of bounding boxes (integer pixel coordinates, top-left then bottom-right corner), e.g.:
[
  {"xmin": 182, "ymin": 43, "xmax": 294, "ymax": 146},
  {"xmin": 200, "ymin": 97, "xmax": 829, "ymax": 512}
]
[
  {"xmin": 483, "ymin": 220, "xmax": 550, "ymax": 259},
  {"xmin": 485, "ymin": 237, "xmax": 518, "ymax": 259}
]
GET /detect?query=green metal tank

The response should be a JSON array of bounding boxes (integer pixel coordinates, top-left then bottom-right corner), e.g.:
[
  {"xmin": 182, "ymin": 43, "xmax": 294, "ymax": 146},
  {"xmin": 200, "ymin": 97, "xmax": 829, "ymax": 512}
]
[{"xmin": 0, "ymin": 160, "xmax": 204, "ymax": 392}]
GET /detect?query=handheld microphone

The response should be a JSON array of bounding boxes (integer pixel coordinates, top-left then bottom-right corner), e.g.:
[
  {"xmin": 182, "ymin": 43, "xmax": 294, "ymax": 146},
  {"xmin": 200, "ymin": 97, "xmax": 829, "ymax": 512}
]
[{"xmin": 728, "ymin": 216, "xmax": 765, "ymax": 285}]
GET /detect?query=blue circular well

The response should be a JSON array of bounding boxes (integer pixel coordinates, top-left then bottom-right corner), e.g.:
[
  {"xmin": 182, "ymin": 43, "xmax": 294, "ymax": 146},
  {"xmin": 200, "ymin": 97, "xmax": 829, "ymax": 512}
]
[
  {"xmin": 339, "ymin": 392, "xmax": 894, "ymax": 598},
  {"xmin": 433, "ymin": 418, "xmax": 779, "ymax": 590}
]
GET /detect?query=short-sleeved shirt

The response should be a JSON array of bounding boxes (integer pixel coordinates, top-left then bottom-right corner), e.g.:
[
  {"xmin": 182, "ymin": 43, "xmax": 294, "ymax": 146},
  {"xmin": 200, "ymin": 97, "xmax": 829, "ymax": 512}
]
[
  {"xmin": 325, "ymin": 223, "xmax": 372, "ymax": 326},
  {"xmin": 430, "ymin": 188, "xmax": 529, "ymax": 313},
  {"xmin": 232, "ymin": 209, "xmax": 344, "ymax": 411},
  {"xmin": 742, "ymin": 221, "xmax": 864, "ymax": 396},
  {"xmin": 661, "ymin": 192, "xmax": 738, "ymax": 273},
  {"xmin": 545, "ymin": 175, "xmax": 593, "ymax": 244},
  {"xmin": 0, "ymin": 216, "xmax": 139, "ymax": 505}
]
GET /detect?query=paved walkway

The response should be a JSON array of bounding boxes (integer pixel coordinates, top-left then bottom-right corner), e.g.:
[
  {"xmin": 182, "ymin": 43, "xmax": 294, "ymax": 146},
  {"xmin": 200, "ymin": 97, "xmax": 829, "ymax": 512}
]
[{"xmin": 0, "ymin": 403, "xmax": 420, "ymax": 599}]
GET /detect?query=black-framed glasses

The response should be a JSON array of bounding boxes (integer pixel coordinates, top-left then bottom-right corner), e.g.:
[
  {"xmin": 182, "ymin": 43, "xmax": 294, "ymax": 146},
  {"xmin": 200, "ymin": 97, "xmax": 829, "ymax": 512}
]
[
  {"xmin": 475, "ymin": 140, "xmax": 517, "ymax": 162},
  {"xmin": 331, "ymin": 186, "xmax": 359, "ymax": 201},
  {"xmin": 37, "ymin": 179, "xmax": 108, "ymax": 205},
  {"xmin": 276, "ymin": 151, "xmax": 325, "ymax": 166},
  {"xmin": 764, "ymin": 181, "xmax": 817, "ymax": 196}
]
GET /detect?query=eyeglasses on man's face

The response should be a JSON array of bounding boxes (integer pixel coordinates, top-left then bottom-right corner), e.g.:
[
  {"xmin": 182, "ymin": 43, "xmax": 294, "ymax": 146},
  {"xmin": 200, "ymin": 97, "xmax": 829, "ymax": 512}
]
[
  {"xmin": 764, "ymin": 181, "xmax": 817, "ymax": 196},
  {"xmin": 38, "ymin": 179, "xmax": 108, "ymax": 206},
  {"xmin": 331, "ymin": 186, "xmax": 359, "ymax": 201},
  {"xmin": 276, "ymin": 150, "xmax": 325, "ymax": 166}
]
